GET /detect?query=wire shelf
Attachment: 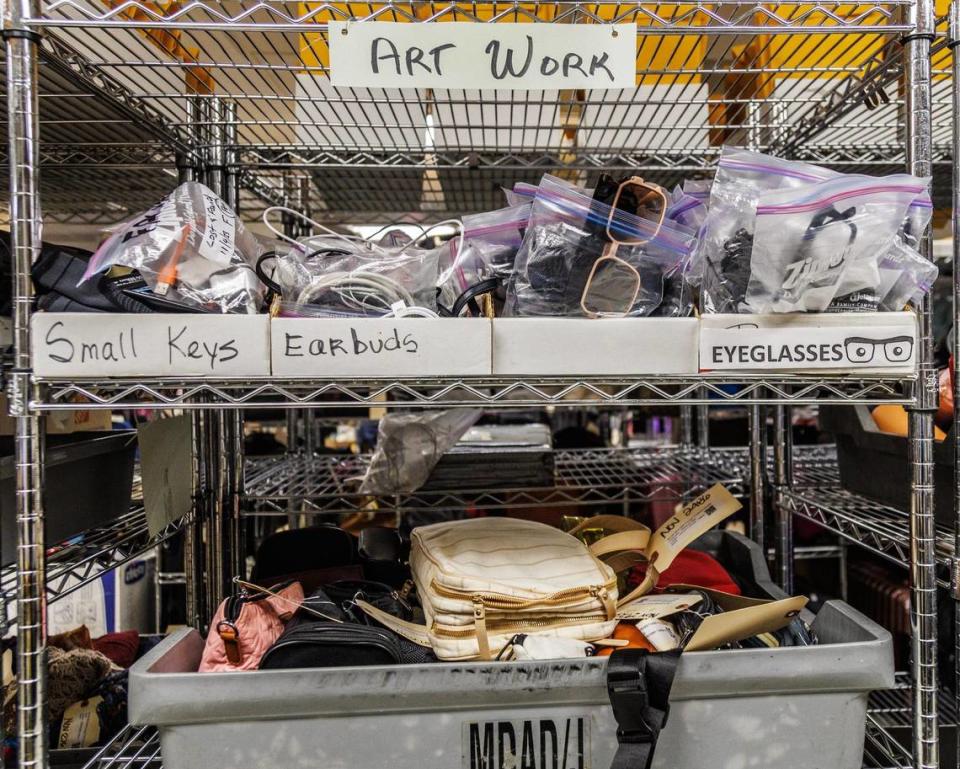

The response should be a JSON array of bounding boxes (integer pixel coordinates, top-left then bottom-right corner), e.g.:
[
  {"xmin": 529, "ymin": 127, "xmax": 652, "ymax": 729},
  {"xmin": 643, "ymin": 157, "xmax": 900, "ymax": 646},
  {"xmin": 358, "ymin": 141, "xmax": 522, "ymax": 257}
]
[
  {"xmin": 0, "ymin": 507, "xmax": 187, "ymax": 607},
  {"xmin": 243, "ymin": 445, "xmax": 750, "ymax": 515},
  {"xmin": 30, "ymin": 374, "xmax": 915, "ymax": 410},
  {"xmin": 11, "ymin": 0, "xmax": 939, "ymax": 223},
  {"xmin": 74, "ymin": 724, "xmax": 163, "ymax": 769},
  {"xmin": 780, "ymin": 485, "xmax": 954, "ymax": 585}
]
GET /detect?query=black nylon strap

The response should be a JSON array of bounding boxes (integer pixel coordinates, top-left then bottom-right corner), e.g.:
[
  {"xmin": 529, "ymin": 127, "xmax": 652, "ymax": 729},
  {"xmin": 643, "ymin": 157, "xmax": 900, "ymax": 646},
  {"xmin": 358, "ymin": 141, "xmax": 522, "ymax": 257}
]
[{"xmin": 606, "ymin": 648, "xmax": 681, "ymax": 769}]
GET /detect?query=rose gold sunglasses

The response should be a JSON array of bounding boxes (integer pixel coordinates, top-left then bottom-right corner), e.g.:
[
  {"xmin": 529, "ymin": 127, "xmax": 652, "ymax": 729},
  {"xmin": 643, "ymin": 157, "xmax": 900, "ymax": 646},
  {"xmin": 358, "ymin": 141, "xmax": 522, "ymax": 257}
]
[{"xmin": 580, "ymin": 177, "xmax": 668, "ymax": 318}]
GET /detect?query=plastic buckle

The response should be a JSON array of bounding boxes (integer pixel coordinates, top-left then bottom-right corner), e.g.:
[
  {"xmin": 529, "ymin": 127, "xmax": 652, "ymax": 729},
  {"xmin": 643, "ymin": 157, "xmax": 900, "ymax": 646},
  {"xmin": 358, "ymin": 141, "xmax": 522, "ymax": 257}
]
[{"xmin": 607, "ymin": 666, "xmax": 659, "ymax": 744}]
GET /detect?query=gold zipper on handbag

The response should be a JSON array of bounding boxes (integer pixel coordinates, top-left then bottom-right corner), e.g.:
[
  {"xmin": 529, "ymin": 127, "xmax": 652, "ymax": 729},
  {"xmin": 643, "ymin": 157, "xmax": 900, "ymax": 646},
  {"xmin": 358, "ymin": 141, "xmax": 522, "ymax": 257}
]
[{"xmin": 429, "ymin": 579, "xmax": 617, "ymax": 610}]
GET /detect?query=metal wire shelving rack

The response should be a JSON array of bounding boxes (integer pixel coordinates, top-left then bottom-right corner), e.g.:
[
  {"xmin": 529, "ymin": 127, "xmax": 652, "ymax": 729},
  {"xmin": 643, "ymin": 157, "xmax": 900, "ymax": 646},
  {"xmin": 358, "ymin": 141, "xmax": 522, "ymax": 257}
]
[{"xmin": 0, "ymin": 0, "xmax": 950, "ymax": 768}]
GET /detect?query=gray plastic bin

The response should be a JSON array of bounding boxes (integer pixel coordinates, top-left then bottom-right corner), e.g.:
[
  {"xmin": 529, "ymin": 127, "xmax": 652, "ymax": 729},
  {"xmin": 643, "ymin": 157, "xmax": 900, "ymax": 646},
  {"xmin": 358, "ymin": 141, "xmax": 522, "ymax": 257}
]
[{"xmin": 130, "ymin": 529, "xmax": 893, "ymax": 769}]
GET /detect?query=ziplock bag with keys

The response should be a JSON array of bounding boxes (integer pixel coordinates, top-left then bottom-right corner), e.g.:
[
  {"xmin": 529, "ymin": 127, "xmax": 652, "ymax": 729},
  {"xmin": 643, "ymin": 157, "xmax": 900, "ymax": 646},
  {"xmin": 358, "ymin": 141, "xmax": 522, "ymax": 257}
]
[
  {"xmin": 744, "ymin": 174, "xmax": 929, "ymax": 313},
  {"xmin": 504, "ymin": 174, "xmax": 696, "ymax": 318},
  {"xmin": 258, "ymin": 207, "xmax": 445, "ymax": 319},
  {"xmin": 697, "ymin": 148, "xmax": 839, "ymax": 312},
  {"xmin": 83, "ymin": 182, "xmax": 264, "ymax": 314},
  {"xmin": 436, "ymin": 203, "xmax": 530, "ymax": 316}
]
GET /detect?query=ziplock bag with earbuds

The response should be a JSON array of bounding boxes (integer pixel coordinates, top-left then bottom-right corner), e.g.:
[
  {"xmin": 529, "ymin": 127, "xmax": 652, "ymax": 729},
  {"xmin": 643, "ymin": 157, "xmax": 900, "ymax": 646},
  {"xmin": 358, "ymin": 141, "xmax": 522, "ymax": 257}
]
[
  {"xmin": 744, "ymin": 174, "xmax": 929, "ymax": 313},
  {"xmin": 504, "ymin": 174, "xmax": 696, "ymax": 318},
  {"xmin": 697, "ymin": 148, "xmax": 839, "ymax": 312},
  {"xmin": 83, "ymin": 182, "xmax": 264, "ymax": 314},
  {"xmin": 260, "ymin": 207, "xmax": 448, "ymax": 319},
  {"xmin": 437, "ymin": 203, "xmax": 530, "ymax": 316}
]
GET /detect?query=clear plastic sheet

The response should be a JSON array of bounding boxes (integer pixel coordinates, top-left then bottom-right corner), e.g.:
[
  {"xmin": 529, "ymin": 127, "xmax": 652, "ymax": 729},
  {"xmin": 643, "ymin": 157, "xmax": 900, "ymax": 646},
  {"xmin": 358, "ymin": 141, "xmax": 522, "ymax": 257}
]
[
  {"xmin": 745, "ymin": 174, "xmax": 929, "ymax": 313},
  {"xmin": 360, "ymin": 409, "xmax": 483, "ymax": 495},
  {"xmin": 83, "ymin": 182, "xmax": 264, "ymax": 314},
  {"xmin": 504, "ymin": 175, "xmax": 696, "ymax": 318}
]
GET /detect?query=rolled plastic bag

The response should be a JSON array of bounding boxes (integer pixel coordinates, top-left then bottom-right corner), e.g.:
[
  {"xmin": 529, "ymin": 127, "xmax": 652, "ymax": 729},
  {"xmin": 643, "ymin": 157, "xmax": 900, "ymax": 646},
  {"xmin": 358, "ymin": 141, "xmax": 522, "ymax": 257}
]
[
  {"xmin": 877, "ymin": 237, "xmax": 939, "ymax": 311},
  {"xmin": 83, "ymin": 182, "xmax": 264, "ymax": 314},
  {"xmin": 744, "ymin": 174, "xmax": 929, "ymax": 313},
  {"xmin": 360, "ymin": 409, "xmax": 482, "ymax": 495}
]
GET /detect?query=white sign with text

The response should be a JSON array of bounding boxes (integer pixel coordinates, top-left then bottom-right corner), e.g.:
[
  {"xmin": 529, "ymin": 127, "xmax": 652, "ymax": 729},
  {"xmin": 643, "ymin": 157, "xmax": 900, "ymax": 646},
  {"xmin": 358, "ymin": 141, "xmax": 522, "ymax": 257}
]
[
  {"xmin": 329, "ymin": 22, "xmax": 636, "ymax": 89},
  {"xmin": 31, "ymin": 314, "xmax": 271, "ymax": 377},
  {"xmin": 271, "ymin": 318, "xmax": 492, "ymax": 376},
  {"xmin": 700, "ymin": 312, "xmax": 918, "ymax": 372}
]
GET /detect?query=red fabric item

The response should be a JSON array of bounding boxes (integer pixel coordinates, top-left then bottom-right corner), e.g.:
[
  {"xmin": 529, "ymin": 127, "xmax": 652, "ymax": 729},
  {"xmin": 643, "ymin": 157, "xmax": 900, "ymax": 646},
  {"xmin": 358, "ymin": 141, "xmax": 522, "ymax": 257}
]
[
  {"xmin": 628, "ymin": 549, "xmax": 741, "ymax": 596},
  {"xmin": 93, "ymin": 630, "xmax": 140, "ymax": 669}
]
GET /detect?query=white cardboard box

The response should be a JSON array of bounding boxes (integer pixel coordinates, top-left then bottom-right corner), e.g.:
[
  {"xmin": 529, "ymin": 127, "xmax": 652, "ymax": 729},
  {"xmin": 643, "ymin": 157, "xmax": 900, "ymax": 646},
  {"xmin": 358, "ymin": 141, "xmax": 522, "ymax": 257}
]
[
  {"xmin": 492, "ymin": 318, "xmax": 699, "ymax": 375},
  {"xmin": 31, "ymin": 313, "xmax": 271, "ymax": 378},
  {"xmin": 271, "ymin": 318, "xmax": 492, "ymax": 377},
  {"xmin": 700, "ymin": 312, "xmax": 918, "ymax": 373}
]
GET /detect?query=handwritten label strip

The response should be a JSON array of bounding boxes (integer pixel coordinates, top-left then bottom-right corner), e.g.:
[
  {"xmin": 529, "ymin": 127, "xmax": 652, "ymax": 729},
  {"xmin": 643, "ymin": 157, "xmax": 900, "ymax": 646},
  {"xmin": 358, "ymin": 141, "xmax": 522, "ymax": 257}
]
[
  {"xmin": 271, "ymin": 318, "xmax": 492, "ymax": 377},
  {"xmin": 32, "ymin": 314, "xmax": 271, "ymax": 377},
  {"xmin": 329, "ymin": 22, "xmax": 636, "ymax": 90}
]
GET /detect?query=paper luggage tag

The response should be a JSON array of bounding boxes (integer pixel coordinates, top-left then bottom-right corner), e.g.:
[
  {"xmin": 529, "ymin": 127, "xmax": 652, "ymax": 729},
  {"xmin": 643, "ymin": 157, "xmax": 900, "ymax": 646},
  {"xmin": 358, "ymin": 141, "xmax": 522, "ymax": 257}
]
[
  {"xmin": 616, "ymin": 593, "xmax": 702, "ymax": 621},
  {"xmin": 647, "ymin": 484, "xmax": 742, "ymax": 573},
  {"xmin": 58, "ymin": 696, "xmax": 103, "ymax": 748},
  {"xmin": 670, "ymin": 584, "xmax": 809, "ymax": 652}
]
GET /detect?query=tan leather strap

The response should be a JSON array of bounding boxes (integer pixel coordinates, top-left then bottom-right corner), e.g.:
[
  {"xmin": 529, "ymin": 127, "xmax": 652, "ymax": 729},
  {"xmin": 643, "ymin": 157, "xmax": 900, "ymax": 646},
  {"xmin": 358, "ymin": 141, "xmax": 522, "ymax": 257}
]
[
  {"xmin": 355, "ymin": 600, "xmax": 432, "ymax": 647},
  {"xmin": 583, "ymin": 524, "xmax": 658, "ymax": 608},
  {"xmin": 568, "ymin": 515, "xmax": 650, "ymax": 537},
  {"xmin": 589, "ymin": 530, "xmax": 651, "ymax": 559}
]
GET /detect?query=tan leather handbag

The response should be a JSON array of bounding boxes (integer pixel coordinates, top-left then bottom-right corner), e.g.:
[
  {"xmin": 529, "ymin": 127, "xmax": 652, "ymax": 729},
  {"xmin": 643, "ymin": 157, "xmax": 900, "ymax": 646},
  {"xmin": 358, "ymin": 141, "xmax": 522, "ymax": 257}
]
[{"xmin": 361, "ymin": 515, "xmax": 655, "ymax": 661}]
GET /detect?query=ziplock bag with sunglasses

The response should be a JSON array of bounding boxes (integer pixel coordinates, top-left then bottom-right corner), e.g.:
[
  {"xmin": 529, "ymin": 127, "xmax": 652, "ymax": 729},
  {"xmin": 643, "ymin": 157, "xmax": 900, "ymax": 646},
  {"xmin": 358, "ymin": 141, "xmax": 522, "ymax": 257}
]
[
  {"xmin": 504, "ymin": 174, "xmax": 696, "ymax": 318},
  {"xmin": 436, "ymin": 203, "xmax": 530, "ymax": 316},
  {"xmin": 264, "ymin": 235, "xmax": 442, "ymax": 319},
  {"xmin": 590, "ymin": 174, "xmax": 697, "ymax": 318},
  {"xmin": 697, "ymin": 149, "xmax": 839, "ymax": 312},
  {"xmin": 83, "ymin": 182, "xmax": 265, "ymax": 314},
  {"xmin": 744, "ymin": 174, "xmax": 929, "ymax": 313}
]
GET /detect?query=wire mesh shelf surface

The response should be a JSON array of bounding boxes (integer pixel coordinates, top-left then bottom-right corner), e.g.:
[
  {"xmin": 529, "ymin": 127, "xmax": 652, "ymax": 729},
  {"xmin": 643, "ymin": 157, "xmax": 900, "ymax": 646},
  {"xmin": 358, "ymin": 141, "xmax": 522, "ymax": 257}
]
[
  {"xmin": 0, "ymin": 507, "xmax": 187, "ymax": 608},
  {"xmin": 7, "ymin": 0, "xmax": 944, "ymax": 224},
  {"xmin": 780, "ymin": 483, "xmax": 955, "ymax": 584},
  {"xmin": 30, "ymin": 373, "xmax": 915, "ymax": 410},
  {"xmin": 72, "ymin": 724, "xmax": 163, "ymax": 769},
  {"xmin": 243, "ymin": 444, "xmax": 750, "ymax": 514}
]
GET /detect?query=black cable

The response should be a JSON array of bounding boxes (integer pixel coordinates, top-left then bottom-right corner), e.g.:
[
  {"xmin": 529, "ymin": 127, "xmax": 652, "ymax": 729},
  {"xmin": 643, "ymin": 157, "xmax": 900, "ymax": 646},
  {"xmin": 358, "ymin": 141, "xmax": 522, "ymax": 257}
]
[
  {"xmin": 98, "ymin": 274, "xmax": 155, "ymax": 313},
  {"xmin": 452, "ymin": 277, "xmax": 501, "ymax": 317}
]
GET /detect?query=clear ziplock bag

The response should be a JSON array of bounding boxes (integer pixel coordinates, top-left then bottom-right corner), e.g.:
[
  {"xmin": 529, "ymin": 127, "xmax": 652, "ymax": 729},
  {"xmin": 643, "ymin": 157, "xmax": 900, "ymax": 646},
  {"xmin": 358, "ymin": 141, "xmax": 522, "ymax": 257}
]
[
  {"xmin": 503, "ymin": 182, "xmax": 540, "ymax": 207},
  {"xmin": 504, "ymin": 174, "xmax": 696, "ymax": 318},
  {"xmin": 877, "ymin": 236, "xmax": 939, "ymax": 311},
  {"xmin": 83, "ymin": 182, "xmax": 264, "ymax": 314},
  {"xmin": 697, "ymin": 148, "xmax": 839, "ymax": 311},
  {"xmin": 270, "ymin": 235, "xmax": 442, "ymax": 318},
  {"xmin": 744, "ymin": 174, "xmax": 930, "ymax": 313},
  {"xmin": 437, "ymin": 203, "xmax": 530, "ymax": 316}
]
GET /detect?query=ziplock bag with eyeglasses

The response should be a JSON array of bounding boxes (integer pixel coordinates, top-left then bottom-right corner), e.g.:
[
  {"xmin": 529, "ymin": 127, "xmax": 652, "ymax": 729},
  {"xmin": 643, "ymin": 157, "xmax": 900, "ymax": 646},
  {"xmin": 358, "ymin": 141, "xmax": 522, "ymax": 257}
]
[
  {"xmin": 744, "ymin": 174, "xmax": 929, "ymax": 313},
  {"xmin": 504, "ymin": 174, "xmax": 696, "ymax": 318},
  {"xmin": 437, "ymin": 203, "xmax": 530, "ymax": 317},
  {"xmin": 697, "ymin": 149, "xmax": 839, "ymax": 312},
  {"xmin": 83, "ymin": 182, "xmax": 265, "ymax": 314},
  {"xmin": 263, "ymin": 235, "xmax": 442, "ymax": 319}
]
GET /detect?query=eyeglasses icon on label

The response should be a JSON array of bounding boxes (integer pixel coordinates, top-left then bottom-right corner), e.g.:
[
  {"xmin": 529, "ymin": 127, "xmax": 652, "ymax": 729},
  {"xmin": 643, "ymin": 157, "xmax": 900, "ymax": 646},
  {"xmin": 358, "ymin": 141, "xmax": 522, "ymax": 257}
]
[{"xmin": 844, "ymin": 336, "xmax": 914, "ymax": 364}]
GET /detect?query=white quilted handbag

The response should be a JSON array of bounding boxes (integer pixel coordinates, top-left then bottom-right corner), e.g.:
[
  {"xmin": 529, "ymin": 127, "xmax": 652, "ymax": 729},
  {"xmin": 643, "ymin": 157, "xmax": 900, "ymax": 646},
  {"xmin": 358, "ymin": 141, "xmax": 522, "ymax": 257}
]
[{"xmin": 361, "ymin": 515, "xmax": 655, "ymax": 661}]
